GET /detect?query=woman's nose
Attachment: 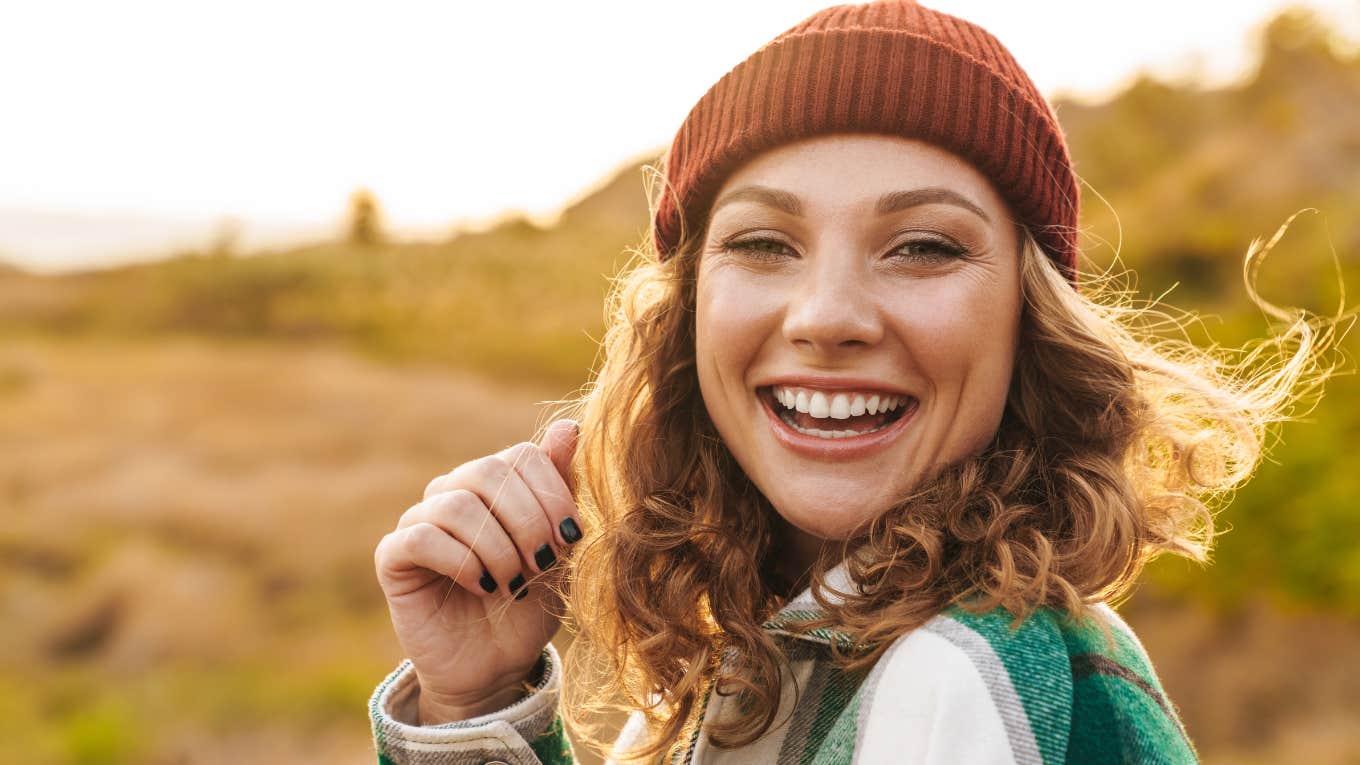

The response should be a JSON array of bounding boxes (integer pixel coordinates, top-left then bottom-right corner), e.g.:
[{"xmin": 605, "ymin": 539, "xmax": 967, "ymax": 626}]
[{"xmin": 780, "ymin": 256, "xmax": 885, "ymax": 354}]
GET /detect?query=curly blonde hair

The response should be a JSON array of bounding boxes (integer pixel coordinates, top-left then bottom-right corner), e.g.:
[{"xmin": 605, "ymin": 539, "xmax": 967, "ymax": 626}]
[{"xmin": 540, "ymin": 190, "xmax": 1338, "ymax": 760}]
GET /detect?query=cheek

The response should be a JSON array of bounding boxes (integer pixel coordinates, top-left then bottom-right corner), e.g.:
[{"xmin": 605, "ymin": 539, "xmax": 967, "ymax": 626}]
[
  {"xmin": 893, "ymin": 279, "xmax": 1020, "ymax": 446},
  {"xmin": 695, "ymin": 271, "xmax": 779, "ymax": 390}
]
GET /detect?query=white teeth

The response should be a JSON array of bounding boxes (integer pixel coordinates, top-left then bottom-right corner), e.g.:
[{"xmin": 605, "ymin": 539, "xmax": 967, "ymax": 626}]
[
  {"xmin": 803, "ymin": 427, "xmax": 864, "ymax": 438},
  {"xmin": 771, "ymin": 385, "xmax": 908, "ymax": 420},
  {"xmin": 829, "ymin": 393, "xmax": 851, "ymax": 419},
  {"xmin": 849, "ymin": 394, "xmax": 866, "ymax": 417},
  {"xmin": 767, "ymin": 385, "xmax": 914, "ymax": 439},
  {"xmin": 809, "ymin": 391, "xmax": 830, "ymax": 418},
  {"xmin": 784, "ymin": 418, "xmax": 891, "ymax": 439}
]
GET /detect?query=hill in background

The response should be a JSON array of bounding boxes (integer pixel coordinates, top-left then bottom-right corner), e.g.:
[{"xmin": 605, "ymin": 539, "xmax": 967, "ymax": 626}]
[{"xmin": 3, "ymin": 10, "xmax": 1355, "ymax": 385}]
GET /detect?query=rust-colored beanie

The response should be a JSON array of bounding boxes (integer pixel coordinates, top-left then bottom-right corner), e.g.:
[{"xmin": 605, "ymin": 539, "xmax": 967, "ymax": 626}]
[{"xmin": 651, "ymin": 0, "xmax": 1079, "ymax": 280}]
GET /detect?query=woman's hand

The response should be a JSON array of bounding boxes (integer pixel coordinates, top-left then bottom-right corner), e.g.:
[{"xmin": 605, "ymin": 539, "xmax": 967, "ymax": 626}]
[{"xmin": 374, "ymin": 418, "xmax": 581, "ymax": 724}]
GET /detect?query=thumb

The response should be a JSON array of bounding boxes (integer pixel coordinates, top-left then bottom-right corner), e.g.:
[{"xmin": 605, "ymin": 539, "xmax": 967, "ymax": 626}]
[{"xmin": 539, "ymin": 418, "xmax": 579, "ymax": 496}]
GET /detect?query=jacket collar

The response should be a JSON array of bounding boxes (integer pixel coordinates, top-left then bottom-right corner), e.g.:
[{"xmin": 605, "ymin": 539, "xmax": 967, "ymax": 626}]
[{"xmin": 760, "ymin": 558, "xmax": 859, "ymax": 648}]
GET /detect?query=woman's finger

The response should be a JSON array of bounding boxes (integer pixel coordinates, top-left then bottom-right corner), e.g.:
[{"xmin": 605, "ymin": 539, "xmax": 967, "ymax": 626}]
[
  {"xmin": 375, "ymin": 522, "xmax": 489, "ymax": 598},
  {"xmin": 538, "ymin": 418, "xmax": 579, "ymax": 495},
  {"xmin": 498, "ymin": 440, "xmax": 584, "ymax": 549},
  {"xmin": 397, "ymin": 489, "xmax": 525, "ymax": 599},
  {"xmin": 444, "ymin": 454, "xmax": 559, "ymax": 577}
]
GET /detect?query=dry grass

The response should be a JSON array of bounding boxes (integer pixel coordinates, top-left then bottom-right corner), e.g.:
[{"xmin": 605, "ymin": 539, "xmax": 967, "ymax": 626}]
[{"xmin": 0, "ymin": 335, "xmax": 569, "ymax": 764}]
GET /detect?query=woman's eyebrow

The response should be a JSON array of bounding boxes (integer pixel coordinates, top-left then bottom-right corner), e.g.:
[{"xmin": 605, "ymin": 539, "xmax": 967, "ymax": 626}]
[
  {"xmin": 711, "ymin": 184, "xmax": 991, "ymax": 223},
  {"xmin": 876, "ymin": 187, "xmax": 991, "ymax": 222}
]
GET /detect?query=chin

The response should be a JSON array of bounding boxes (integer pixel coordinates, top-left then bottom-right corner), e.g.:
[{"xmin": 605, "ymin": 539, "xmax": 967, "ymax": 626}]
[{"xmin": 770, "ymin": 490, "xmax": 895, "ymax": 541}]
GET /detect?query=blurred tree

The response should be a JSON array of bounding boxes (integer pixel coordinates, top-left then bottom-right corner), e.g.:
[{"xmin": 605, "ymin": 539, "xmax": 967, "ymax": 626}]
[
  {"xmin": 209, "ymin": 216, "xmax": 241, "ymax": 260},
  {"xmin": 346, "ymin": 188, "xmax": 385, "ymax": 247},
  {"xmin": 1258, "ymin": 6, "xmax": 1339, "ymax": 65}
]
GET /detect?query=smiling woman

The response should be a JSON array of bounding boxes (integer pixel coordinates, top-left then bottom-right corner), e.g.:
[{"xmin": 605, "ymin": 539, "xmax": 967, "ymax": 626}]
[{"xmin": 367, "ymin": 2, "xmax": 1335, "ymax": 764}]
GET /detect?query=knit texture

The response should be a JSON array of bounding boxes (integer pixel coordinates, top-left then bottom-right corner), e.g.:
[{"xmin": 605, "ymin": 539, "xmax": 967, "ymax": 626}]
[
  {"xmin": 369, "ymin": 645, "xmax": 569, "ymax": 765},
  {"xmin": 651, "ymin": 0, "xmax": 1080, "ymax": 281}
]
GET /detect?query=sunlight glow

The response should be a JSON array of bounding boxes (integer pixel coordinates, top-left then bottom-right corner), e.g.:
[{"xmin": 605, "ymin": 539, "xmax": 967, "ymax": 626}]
[{"xmin": 1, "ymin": 0, "xmax": 1355, "ymax": 272}]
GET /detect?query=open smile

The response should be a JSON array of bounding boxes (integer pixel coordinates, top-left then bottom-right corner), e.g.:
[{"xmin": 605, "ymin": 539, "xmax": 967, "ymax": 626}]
[{"xmin": 756, "ymin": 386, "xmax": 919, "ymax": 461}]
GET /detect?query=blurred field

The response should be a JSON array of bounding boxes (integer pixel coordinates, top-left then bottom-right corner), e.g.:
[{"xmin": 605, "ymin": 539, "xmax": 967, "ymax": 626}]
[
  {"xmin": 0, "ymin": 335, "xmax": 570, "ymax": 763},
  {"xmin": 2, "ymin": 8, "xmax": 1359, "ymax": 764}
]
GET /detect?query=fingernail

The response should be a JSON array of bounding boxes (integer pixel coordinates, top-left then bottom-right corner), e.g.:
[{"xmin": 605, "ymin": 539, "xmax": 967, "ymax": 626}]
[
  {"xmin": 515, "ymin": 587, "xmax": 529, "ymax": 601},
  {"xmin": 508, "ymin": 573, "xmax": 525, "ymax": 595},
  {"xmin": 478, "ymin": 570, "xmax": 498, "ymax": 594},
  {"xmin": 560, "ymin": 517, "xmax": 582, "ymax": 544},
  {"xmin": 534, "ymin": 543, "xmax": 557, "ymax": 570}
]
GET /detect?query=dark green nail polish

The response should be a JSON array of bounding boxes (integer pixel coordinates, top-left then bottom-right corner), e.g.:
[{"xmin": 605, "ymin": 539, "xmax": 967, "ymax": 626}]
[
  {"xmin": 534, "ymin": 543, "xmax": 556, "ymax": 570},
  {"xmin": 478, "ymin": 570, "xmax": 497, "ymax": 594},
  {"xmin": 560, "ymin": 517, "xmax": 582, "ymax": 544},
  {"xmin": 515, "ymin": 587, "xmax": 529, "ymax": 601},
  {"xmin": 508, "ymin": 573, "xmax": 525, "ymax": 594}
]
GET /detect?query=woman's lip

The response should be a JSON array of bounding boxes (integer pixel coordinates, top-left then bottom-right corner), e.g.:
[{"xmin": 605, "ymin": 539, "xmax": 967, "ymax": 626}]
[
  {"xmin": 758, "ymin": 388, "xmax": 917, "ymax": 462},
  {"xmin": 760, "ymin": 379, "xmax": 911, "ymax": 398}
]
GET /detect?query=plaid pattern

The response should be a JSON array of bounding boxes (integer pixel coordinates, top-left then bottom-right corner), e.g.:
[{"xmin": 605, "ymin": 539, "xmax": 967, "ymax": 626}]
[
  {"xmin": 370, "ymin": 564, "xmax": 1198, "ymax": 764},
  {"xmin": 369, "ymin": 645, "xmax": 566, "ymax": 765}
]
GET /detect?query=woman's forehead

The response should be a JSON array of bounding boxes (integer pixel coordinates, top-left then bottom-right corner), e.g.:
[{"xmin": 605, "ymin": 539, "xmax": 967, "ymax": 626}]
[{"xmin": 708, "ymin": 134, "xmax": 1007, "ymax": 222}]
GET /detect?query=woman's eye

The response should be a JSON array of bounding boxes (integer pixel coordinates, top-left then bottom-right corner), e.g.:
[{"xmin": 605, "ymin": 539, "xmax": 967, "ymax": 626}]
[
  {"xmin": 721, "ymin": 236, "xmax": 967, "ymax": 263},
  {"xmin": 892, "ymin": 238, "xmax": 967, "ymax": 262},
  {"xmin": 722, "ymin": 237, "xmax": 795, "ymax": 260}
]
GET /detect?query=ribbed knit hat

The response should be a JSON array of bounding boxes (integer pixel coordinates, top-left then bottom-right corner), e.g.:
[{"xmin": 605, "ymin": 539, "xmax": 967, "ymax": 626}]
[{"xmin": 651, "ymin": 0, "xmax": 1079, "ymax": 281}]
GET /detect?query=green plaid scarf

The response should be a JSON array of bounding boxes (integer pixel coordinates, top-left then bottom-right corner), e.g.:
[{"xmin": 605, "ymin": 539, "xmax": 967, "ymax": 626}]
[{"xmin": 370, "ymin": 565, "xmax": 1198, "ymax": 764}]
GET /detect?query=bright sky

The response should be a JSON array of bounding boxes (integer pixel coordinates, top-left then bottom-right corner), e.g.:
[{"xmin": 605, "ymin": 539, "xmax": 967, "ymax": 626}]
[{"xmin": 2, "ymin": 0, "xmax": 1357, "ymax": 272}]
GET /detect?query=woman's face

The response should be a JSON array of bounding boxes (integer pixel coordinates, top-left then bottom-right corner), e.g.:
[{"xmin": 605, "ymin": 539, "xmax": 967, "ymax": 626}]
[{"xmin": 695, "ymin": 134, "xmax": 1023, "ymax": 556}]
